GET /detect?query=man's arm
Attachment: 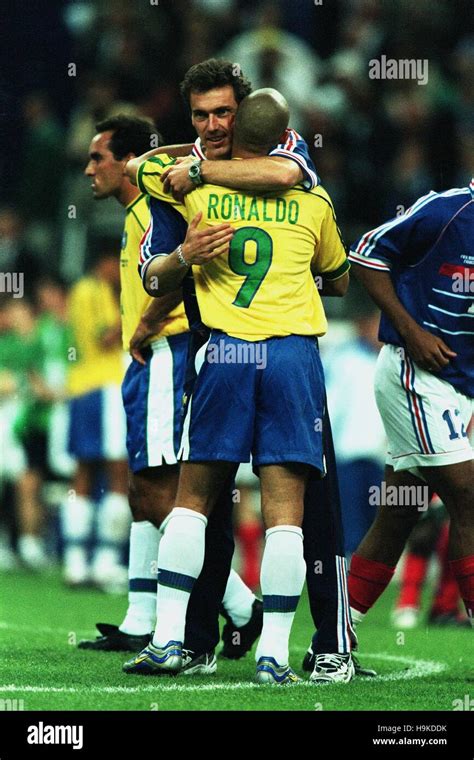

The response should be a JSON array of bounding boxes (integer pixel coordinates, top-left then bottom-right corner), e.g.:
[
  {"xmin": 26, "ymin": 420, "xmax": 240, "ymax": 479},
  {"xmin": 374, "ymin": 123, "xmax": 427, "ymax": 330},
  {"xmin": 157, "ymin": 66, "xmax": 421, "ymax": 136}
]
[
  {"xmin": 129, "ymin": 290, "xmax": 183, "ymax": 365},
  {"xmin": 353, "ymin": 263, "xmax": 457, "ymax": 372},
  {"xmin": 160, "ymin": 156, "xmax": 303, "ymax": 198},
  {"xmin": 319, "ymin": 271, "xmax": 349, "ymax": 297},
  {"xmin": 125, "ymin": 144, "xmax": 194, "ymax": 185},
  {"xmin": 143, "ymin": 212, "xmax": 234, "ymax": 296},
  {"xmin": 311, "ymin": 193, "xmax": 350, "ymax": 297},
  {"xmin": 201, "ymin": 156, "xmax": 301, "ymax": 192}
]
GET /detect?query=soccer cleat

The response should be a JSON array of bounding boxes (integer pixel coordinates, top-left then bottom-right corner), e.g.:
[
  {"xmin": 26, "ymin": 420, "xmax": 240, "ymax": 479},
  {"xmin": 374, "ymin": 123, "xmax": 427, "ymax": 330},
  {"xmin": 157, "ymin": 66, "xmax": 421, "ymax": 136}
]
[
  {"xmin": 309, "ymin": 653, "xmax": 355, "ymax": 684},
  {"xmin": 256, "ymin": 657, "xmax": 301, "ymax": 685},
  {"xmin": 181, "ymin": 649, "xmax": 217, "ymax": 676},
  {"xmin": 391, "ymin": 606, "xmax": 419, "ymax": 630},
  {"xmin": 220, "ymin": 599, "xmax": 263, "ymax": 659},
  {"xmin": 78, "ymin": 623, "xmax": 151, "ymax": 652},
  {"xmin": 351, "ymin": 654, "xmax": 377, "ymax": 677},
  {"xmin": 302, "ymin": 647, "xmax": 377, "ymax": 677},
  {"xmin": 123, "ymin": 640, "xmax": 182, "ymax": 675}
]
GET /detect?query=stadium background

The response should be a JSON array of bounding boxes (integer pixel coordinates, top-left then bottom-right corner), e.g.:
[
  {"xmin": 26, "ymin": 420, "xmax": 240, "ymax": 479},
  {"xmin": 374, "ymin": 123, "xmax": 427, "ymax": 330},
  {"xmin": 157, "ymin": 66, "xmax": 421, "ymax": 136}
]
[{"xmin": 0, "ymin": 0, "xmax": 473, "ymax": 714}]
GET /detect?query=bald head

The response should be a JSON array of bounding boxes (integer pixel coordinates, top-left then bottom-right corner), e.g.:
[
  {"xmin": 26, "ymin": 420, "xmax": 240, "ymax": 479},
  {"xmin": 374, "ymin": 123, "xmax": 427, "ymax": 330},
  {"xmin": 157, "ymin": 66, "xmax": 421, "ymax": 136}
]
[{"xmin": 232, "ymin": 88, "xmax": 290, "ymax": 156}]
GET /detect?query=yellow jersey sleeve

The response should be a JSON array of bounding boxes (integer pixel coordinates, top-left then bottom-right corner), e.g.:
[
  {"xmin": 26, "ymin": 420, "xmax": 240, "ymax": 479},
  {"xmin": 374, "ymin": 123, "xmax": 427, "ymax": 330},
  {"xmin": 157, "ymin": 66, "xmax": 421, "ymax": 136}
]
[
  {"xmin": 311, "ymin": 189, "xmax": 350, "ymax": 280},
  {"xmin": 120, "ymin": 194, "xmax": 188, "ymax": 349},
  {"xmin": 136, "ymin": 155, "xmax": 187, "ymax": 220}
]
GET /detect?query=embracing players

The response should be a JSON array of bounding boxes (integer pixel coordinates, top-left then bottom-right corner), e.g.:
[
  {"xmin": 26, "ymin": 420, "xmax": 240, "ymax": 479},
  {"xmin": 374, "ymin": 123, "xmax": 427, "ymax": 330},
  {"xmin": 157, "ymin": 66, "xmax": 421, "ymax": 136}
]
[{"xmin": 123, "ymin": 88, "xmax": 350, "ymax": 683}]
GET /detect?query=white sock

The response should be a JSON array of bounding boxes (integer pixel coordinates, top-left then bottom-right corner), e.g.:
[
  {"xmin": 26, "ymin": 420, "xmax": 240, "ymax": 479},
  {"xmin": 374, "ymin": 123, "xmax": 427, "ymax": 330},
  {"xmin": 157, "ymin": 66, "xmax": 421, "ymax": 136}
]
[
  {"xmin": 61, "ymin": 494, "xmax": 94, "ymax": 579},
  {"xmin": 255, "ymin": 525, "xmax": 306, "ymax": 666},
  {"xmin": 120, "ymin": 521, "xmax": 160, "ymax": 635},
  {"xmin": 350, "ymin": 607, "xmax": 366, "ymax": 625},
  {"xmin": 222, "ymin": 568, "xmax": 256, "ymax": 627},
  {"xmin": 93, "ymin": 491, "xmax": 131, "ymax": 573},
  {"xmin": 17, "ymin": 535, "xmax": 47, "ymax": 568},
  {"xmin": 153, "ymin": 507, "xmax": 207, "ymax": 647}
]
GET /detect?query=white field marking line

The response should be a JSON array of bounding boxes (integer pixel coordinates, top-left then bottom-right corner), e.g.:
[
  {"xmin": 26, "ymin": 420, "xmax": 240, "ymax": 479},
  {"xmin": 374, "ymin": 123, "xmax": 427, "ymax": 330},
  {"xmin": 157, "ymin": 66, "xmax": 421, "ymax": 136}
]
[
  {"xmin": 0, "ymin": 621, "xmax": 93, "ymax": 636},
  {"xmin": 0, "ymin": 653, "xmax": 447, "ymax": 694},
  {"xmin": 365, "ymin": 653, "xmax": 447, "ymax": 681}
]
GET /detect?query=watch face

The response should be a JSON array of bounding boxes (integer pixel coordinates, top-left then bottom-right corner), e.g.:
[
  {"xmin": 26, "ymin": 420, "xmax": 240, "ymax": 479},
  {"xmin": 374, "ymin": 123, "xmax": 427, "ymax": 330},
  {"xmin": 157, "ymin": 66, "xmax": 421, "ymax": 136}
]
[{"xmin": 189, "ymin": 163, "xmax": 202, "ymax": 183}]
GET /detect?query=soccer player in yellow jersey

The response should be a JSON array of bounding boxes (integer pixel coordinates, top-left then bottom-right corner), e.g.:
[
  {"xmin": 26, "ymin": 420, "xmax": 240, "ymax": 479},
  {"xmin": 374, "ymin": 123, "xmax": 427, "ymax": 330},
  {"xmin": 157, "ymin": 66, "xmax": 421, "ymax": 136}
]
[
  {"xmin": 64, "ymin": 248, "xmax": 130, "ymax": 589},
  {"xmin": 78, "ymin": 115, "xmax": 261, "ymax": 669},
  {"xmin": 125, "ymin": 89, "xmax": 350, "ymax": 684}
]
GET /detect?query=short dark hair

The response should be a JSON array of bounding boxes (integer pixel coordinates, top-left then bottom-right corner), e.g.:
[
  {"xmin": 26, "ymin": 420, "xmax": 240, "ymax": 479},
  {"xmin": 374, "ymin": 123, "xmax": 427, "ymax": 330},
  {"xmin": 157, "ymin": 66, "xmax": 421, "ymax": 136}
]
[
  {"xmin": 180, "ymin": 58, "xmax": 252, "ymax": 107},
  {"xmin": 95, "ymin": 114, "xmax": 162, "ymax": 160}
]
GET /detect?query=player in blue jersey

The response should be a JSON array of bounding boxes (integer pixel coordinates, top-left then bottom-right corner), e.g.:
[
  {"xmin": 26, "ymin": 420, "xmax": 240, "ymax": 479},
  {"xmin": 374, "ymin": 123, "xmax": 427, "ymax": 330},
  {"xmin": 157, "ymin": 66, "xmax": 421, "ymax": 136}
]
[{"xmin": 346, "ymin": 180, "xmax": 474, "ymax": 630}]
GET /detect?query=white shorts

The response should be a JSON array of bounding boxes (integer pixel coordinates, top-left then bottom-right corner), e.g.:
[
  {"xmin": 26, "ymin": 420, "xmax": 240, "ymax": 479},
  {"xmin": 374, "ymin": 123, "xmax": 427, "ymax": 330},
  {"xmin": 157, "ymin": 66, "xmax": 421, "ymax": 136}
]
[
  {"xmin": 374, "ymin": 344, "xmax": 473, "ymax": 474},
  {"xmin": 122, "ymin": 333, "xmax": 190, "ymax": 472}
]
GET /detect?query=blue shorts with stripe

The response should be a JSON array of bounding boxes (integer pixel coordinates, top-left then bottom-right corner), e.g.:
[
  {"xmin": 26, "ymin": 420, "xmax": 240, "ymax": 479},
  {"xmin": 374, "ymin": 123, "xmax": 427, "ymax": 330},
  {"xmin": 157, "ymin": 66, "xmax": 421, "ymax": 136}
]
[
  {"xmin": 180, "ymin": 332, "xmax": 326, "ymax": 472},
  {"xmin": 68, "ymin": 385, "xmax": 127, "ymax": 461},
  {"xmin": 122, "ymin": 332, "xmax": 190, "ymax": 473}
]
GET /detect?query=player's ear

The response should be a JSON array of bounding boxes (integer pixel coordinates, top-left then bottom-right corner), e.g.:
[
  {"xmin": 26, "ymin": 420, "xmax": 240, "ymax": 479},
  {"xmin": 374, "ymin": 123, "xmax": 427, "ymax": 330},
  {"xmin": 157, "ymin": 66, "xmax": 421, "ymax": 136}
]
[
  {"xmin": 121, "ymin": 152, "xmax": 136, "ymax": 166},
  {"xmin": 122, "ymin": 153, "xmax": 137, "ymax": 176}
]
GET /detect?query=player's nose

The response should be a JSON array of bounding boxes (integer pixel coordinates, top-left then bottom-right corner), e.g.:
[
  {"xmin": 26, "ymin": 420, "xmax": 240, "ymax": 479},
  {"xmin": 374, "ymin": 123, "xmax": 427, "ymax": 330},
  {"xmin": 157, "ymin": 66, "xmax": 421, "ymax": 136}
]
[{"xmin": 208, "ymin": 114, "xmax": 220, "ymax": 131}]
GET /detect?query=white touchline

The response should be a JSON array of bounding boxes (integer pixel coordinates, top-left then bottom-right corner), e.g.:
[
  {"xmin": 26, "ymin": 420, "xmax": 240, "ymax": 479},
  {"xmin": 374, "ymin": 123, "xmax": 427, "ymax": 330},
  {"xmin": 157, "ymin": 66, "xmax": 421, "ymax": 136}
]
[
  {"xmin": 0, "ymin": 652, "xmax": 447, "ymax": 694},
  {"xmin": 0, "ymin": 621, "xmax": 93, "ymax": 636}
]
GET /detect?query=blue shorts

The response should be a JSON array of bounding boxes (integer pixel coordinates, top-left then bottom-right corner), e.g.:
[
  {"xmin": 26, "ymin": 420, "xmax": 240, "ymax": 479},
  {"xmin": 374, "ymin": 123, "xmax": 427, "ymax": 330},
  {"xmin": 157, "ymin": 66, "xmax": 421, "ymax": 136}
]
[
  {"xmin": 179, "ymin": 332, "xmax": 326, "ymax": 472},
  {"xmin": 68, "ymin": 385, "xmax": 127, "ymax": 461},
  {"xmin": 122, "ymin": 332, "xmax": 190, "ymax": 473}
]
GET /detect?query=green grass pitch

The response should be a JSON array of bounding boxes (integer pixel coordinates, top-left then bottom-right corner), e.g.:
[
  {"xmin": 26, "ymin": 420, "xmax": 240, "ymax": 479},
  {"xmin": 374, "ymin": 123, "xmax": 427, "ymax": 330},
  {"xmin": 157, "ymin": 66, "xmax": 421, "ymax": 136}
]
[{"xmin": 0, "ymin": 569, "xmax": 472, "ymax": 712}]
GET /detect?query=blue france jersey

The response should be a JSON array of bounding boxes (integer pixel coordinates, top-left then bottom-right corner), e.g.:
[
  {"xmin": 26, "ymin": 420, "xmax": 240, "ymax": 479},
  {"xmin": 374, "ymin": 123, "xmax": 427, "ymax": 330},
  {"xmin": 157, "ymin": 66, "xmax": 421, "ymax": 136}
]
[
  {"xmin": 192, "ymin": 128, "xmax": 319, "ymax": 190},
  {"xmin": 349, "ymin": 180, "xmax": 474, "ymax": 398}
]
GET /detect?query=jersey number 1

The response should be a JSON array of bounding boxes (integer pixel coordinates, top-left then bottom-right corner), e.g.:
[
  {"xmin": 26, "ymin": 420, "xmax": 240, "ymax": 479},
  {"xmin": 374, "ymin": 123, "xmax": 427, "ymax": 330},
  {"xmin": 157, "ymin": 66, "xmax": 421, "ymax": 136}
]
[
  {"xmin": 442, "ymin": 408, "xmax": 467, "ymax": 440},
  {"xmin": 228, "ymin": 227, "xmax": 273, "ymax": 308}
]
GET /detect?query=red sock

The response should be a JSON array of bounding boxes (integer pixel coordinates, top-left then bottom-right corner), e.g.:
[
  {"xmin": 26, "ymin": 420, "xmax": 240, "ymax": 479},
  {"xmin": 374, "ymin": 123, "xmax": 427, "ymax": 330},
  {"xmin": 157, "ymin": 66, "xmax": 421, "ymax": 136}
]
[
  {"xmin": 431, "ymin": 525, "xmax": 460, "ymax": 616},
  {"xmin": 396, "ymin": 553, "xmax": 428, "ymax": 610},
  {"xmin": 349, "ymin": 554, "xmax": 396, "ymax": 614},
  {"xmin": 449, "ymin": 555, "xmax": 474, "ymax": 623},
  {"xmin": 237, "ymin": 522, "xmax": 262, "ymax": 592}
]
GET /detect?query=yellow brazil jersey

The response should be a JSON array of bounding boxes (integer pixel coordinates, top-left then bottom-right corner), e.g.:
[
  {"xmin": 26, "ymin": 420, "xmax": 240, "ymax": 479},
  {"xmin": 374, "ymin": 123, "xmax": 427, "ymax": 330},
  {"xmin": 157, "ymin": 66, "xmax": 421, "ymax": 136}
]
[
  {"xmin": 138, "ymin": 155, "xmax": 349, "ymax": 341},
  {"xmin": 121, "ymin": 193, "xmax": 188, "ymax": 350},
  {"xmin": 67, "ymin": 276, "xmax": 125, "ymax": 396}
]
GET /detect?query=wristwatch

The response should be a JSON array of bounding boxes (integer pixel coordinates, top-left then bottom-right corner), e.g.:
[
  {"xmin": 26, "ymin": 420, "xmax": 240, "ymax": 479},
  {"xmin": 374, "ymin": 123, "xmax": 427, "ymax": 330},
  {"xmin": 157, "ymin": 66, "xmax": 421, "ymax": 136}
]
[{"xmin": 188, "ymin": 159, "xmax": 204, "ymax": 186}]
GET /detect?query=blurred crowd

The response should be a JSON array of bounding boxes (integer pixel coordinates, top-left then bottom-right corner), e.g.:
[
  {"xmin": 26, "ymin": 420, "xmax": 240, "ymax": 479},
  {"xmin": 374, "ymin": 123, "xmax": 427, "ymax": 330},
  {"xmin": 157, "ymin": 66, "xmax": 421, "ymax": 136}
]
[
  {"xmin": 0, "ymin": 0, "xmax": 471, "ymax": 618},
  {"xmin": 1, "ymin": 0, "xmax": 472, "ymax": 282}
]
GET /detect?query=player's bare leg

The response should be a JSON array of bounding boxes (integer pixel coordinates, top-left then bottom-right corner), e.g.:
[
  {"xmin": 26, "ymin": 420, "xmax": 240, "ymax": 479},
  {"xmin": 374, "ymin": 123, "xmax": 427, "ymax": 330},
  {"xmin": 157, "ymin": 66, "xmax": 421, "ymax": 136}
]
[
  {"xmin": 348, "ymin": 466, "xmax": 424, "ymax": 624},
  {"xmin": 129, "ymin": 464, "xmax": 180, "ymax": 525},
  {"xmin": 423, "ymin": 460, "xmax": 474, "ymax": 559},
  {"xmin": 16, "ymin": 468, "xmax": 47, "ymax": 568},
  {"xmin": 423, "ymin": 460, "xmax": 474, "ymax": 622},
  {"xmin": 174, "ymin": 460, "xmax": 238, "ymax": 516},
  {"xmin": 356, "ymin": 466, "xmax": 423, "ymax": 565},
  {"xmin": 255, "ymin": 463, "xmax": 309, "ymax": 683}
]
